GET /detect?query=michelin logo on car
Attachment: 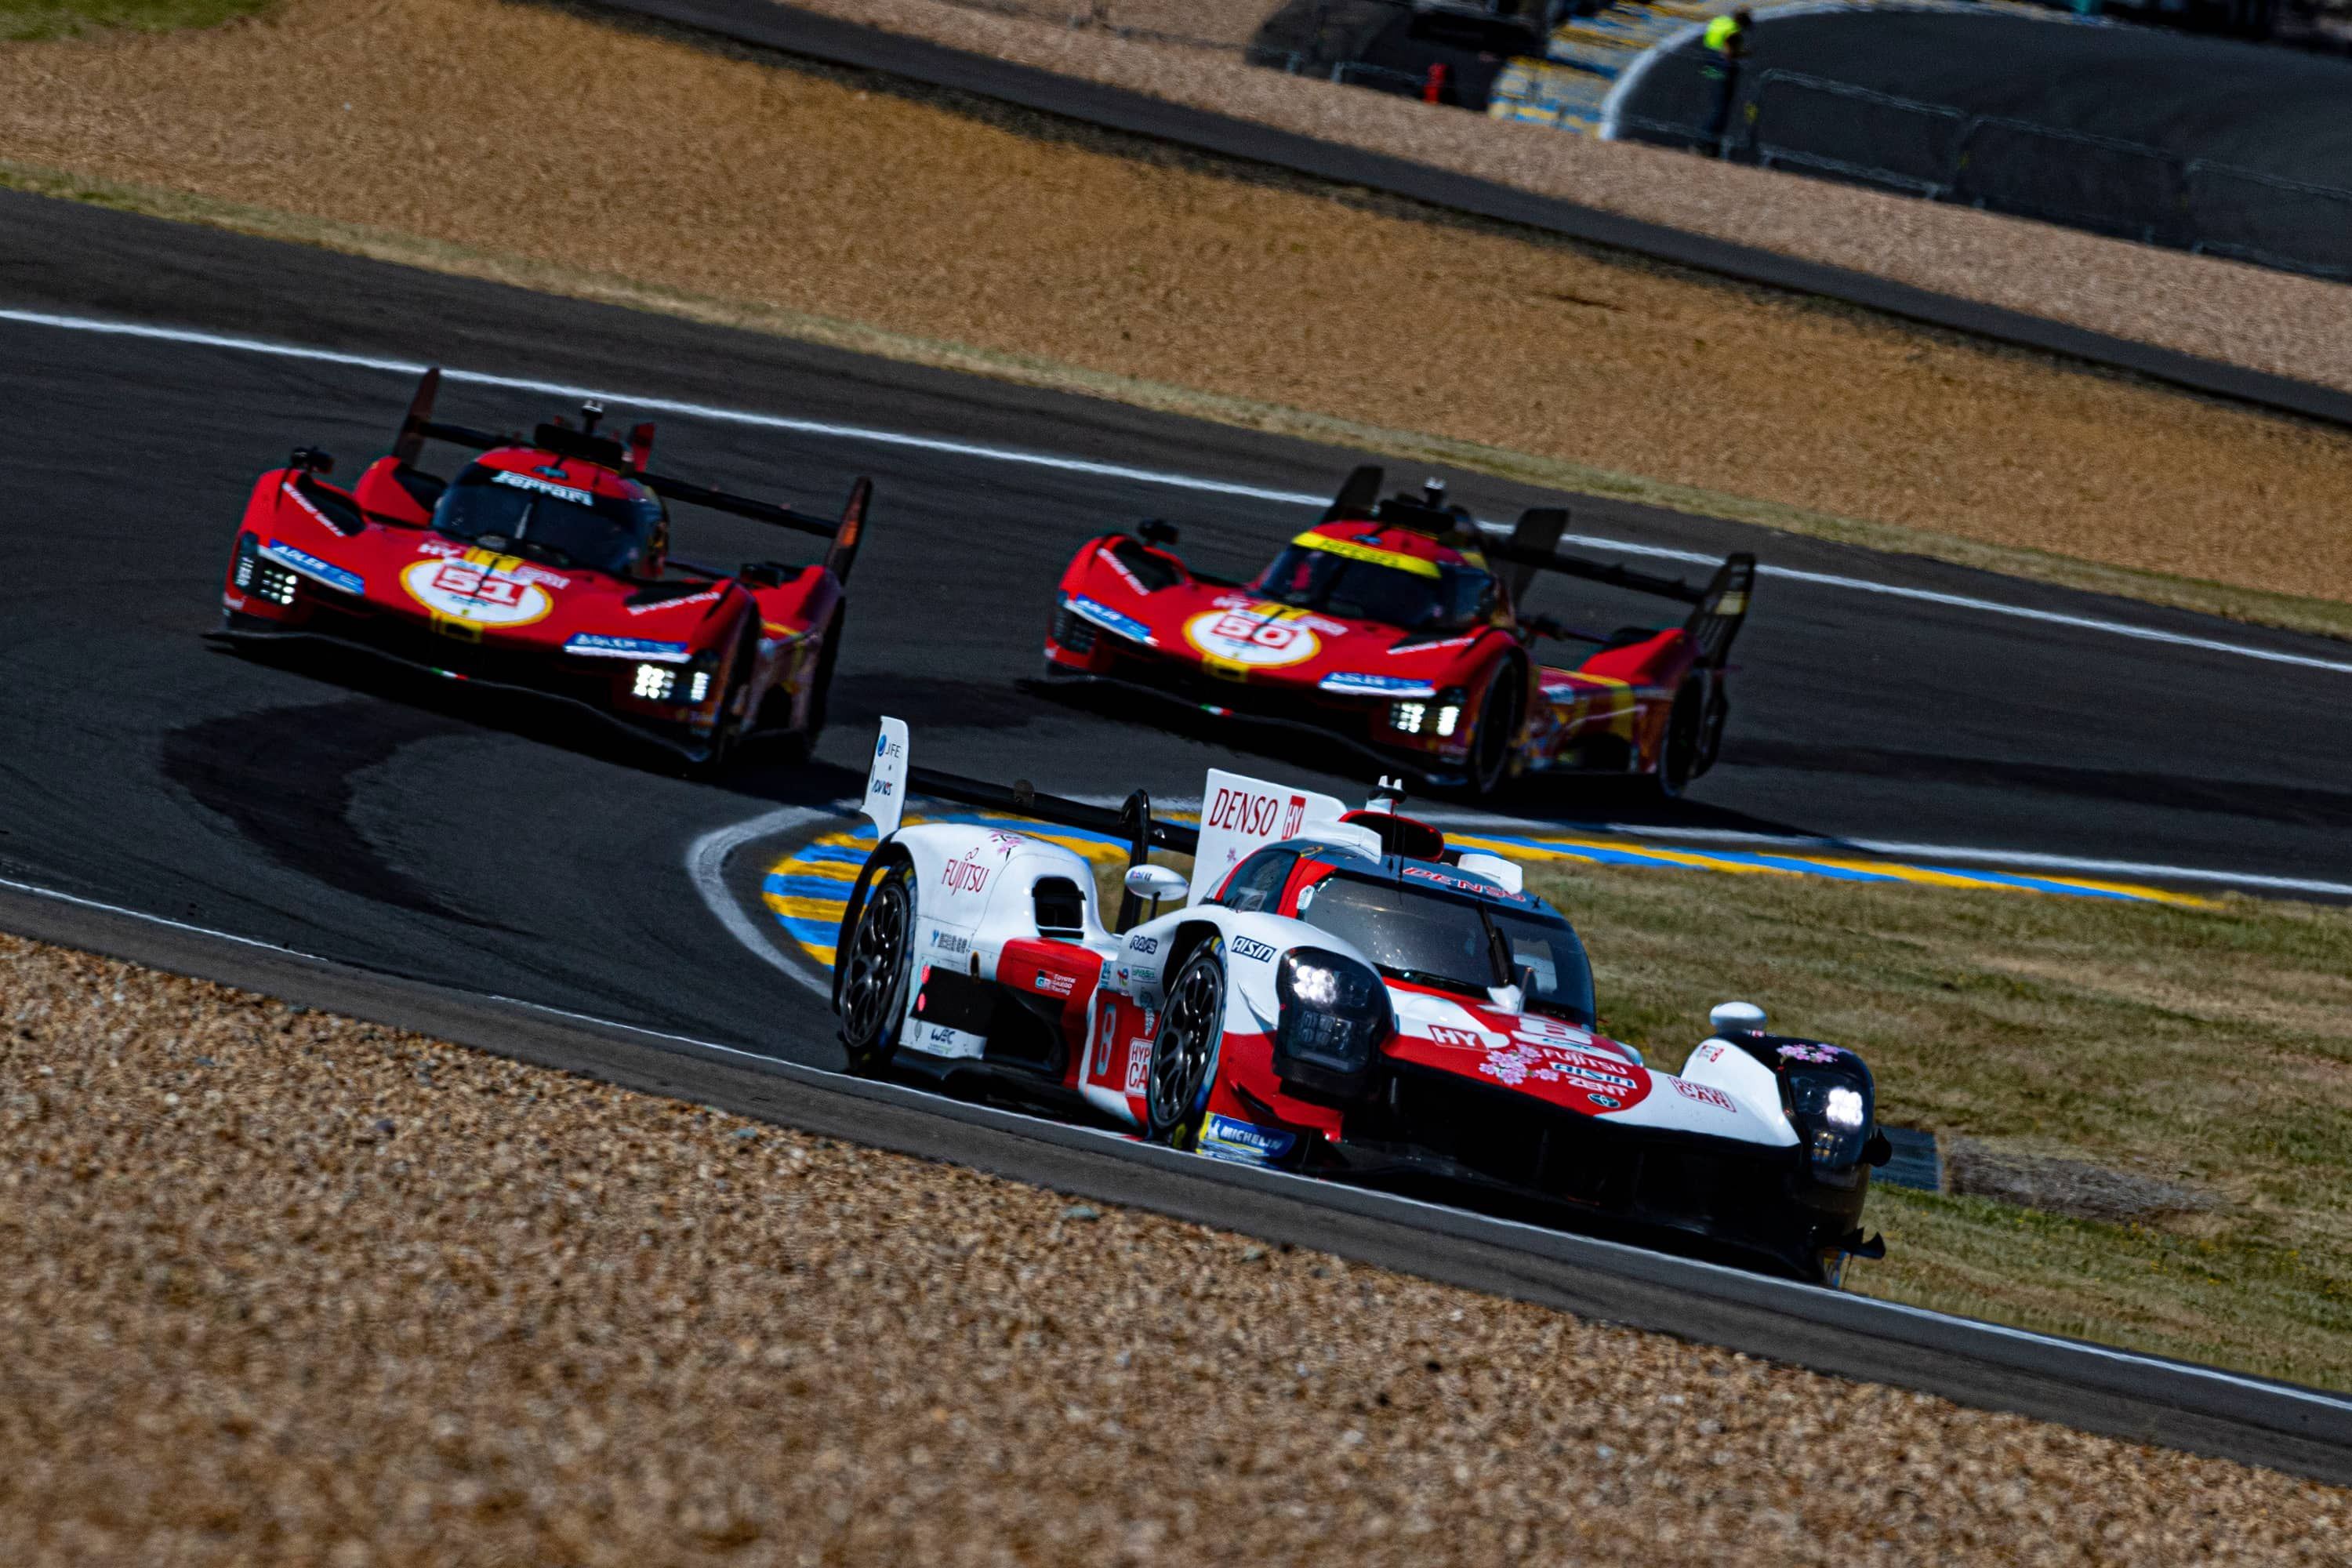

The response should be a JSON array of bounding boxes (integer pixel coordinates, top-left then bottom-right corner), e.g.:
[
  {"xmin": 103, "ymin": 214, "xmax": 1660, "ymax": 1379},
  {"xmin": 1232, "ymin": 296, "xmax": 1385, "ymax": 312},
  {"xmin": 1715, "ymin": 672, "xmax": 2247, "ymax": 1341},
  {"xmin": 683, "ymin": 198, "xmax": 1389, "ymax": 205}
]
[{"xmin": 1198, "ymin": 1114, "xmax": 1295, "ymax": 1166}]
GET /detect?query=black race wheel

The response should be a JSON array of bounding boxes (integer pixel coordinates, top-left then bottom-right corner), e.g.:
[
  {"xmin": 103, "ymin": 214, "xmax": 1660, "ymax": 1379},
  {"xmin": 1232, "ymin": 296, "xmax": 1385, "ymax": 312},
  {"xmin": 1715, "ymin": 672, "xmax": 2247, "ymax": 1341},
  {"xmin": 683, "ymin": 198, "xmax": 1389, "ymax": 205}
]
[
  {"xmin": 1145, "ymin": 942, "xmax": 1225, "ymax": 1150},
  {"xmin": 684, "ymin": 628, "xmax": 758, "ymax": 777},
  {"xmin": 1650, "ymin": 681, "xmax": 1704, "ymax": 801},
  {"xmin": 838, "ymin": 862, "xmax": 915, "ymax": 1076},
  {"xmin": 772, "ymin": 608, "xmax": 842, "ymax": 767},
  {"xmin": 1465, "ymin": 658, "xmax": 1523, "ymax": 800}
]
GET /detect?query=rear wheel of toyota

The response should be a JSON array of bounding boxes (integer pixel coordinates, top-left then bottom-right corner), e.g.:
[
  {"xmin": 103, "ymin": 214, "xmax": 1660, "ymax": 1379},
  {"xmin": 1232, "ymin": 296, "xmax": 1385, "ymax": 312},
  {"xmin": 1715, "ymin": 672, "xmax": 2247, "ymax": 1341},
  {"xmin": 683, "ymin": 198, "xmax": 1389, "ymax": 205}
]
[
  {"xmin": 1146, "ymin": 942, "xmax": 1226, "ymax": 1151},
  {"xmin": 838, "ymin": 861, "xmax": 915, "ymax": 1076},
  {"xmin": 1464, "ymin": 658, "xmax": 1523, "ymax": 800}
]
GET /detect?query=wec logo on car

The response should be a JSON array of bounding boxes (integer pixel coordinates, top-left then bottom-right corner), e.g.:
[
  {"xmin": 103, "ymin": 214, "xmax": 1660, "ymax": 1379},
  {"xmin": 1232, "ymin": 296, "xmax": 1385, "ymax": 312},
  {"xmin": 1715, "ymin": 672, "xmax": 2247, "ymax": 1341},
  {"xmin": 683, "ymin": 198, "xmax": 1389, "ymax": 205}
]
[{"xmin": 1203, "ymin": 786, "xmax": 1307, "ymax": 841}]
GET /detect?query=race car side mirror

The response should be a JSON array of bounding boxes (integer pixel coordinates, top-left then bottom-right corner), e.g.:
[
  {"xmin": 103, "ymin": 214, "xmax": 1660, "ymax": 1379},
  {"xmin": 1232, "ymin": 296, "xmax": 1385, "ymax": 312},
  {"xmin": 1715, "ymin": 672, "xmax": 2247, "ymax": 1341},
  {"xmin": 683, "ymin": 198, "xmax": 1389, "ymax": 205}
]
[
  {"xmin": 288, "ymin": 446, "xmax": 335, "ymax": 475},
  {"xmin": 1709, "ymin": 1000, "xmax": 1767, "ymax": 1034},
  {"xmin": 1138, "ymin": 519, "xmax": 1179, "ymax": 548},
  {"xmin": 1123, "ymin": 862, "xmax": 1187, "ymax": 916}
]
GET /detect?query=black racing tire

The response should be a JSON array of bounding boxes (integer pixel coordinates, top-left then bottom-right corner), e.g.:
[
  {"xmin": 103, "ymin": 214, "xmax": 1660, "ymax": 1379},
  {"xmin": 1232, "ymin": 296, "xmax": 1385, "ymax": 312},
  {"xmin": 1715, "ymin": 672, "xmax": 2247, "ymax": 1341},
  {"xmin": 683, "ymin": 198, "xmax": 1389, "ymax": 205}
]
[
  {"xmin": 684, "ymin": 626, "xmax": 758, "ymax": 777},
  {"xmin": 1463, "ymin": 656, "xmax": 1525, "ymax": 800},
  {"xmin": 837, "ymin": 858, "xmax": 916, "ymax": 1076},
  {"xmin": 1649, "ymin": 680, "xmax": 1704, "ymax": 801},
  {"xmin": 1145, "ymin": 941, "xmax": 1226, "ymax": 1151},
  {"xmin": 773, "ymin": 608, "xmax": 843, "ymax": 767},
  {"xmin": 1693, "ymin": 677, "xmax": 1730, "ymax": 778}
]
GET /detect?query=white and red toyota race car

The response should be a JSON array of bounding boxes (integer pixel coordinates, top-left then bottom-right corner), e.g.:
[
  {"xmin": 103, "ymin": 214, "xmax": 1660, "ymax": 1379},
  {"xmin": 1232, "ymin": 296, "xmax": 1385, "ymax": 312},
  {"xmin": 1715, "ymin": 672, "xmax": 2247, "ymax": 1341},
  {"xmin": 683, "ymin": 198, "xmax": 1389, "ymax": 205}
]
[{"xmin": 830, "ymin": 720, "xmax": 1891, "ymax": 1283}]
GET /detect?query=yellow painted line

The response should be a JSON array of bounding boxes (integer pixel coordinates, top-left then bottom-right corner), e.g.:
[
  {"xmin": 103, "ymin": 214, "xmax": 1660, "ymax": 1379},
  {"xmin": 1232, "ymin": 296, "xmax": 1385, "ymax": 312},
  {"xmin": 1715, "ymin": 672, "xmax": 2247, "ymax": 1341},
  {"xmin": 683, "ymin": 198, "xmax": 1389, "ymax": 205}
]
[{"xmin": 763, "ymin": 894, "xmax": 851, "ymax": 921}]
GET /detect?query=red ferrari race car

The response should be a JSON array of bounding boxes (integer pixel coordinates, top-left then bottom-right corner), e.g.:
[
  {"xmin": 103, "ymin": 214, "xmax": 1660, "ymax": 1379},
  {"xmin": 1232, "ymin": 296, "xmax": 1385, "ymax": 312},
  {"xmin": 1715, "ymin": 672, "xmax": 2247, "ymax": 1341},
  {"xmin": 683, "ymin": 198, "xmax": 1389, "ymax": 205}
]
[
  {"xmin": 1043, "ymin": 466, "xmax": 1754, "ymax": 798},
  {"xmin": 215, "ymin": 368, "xmax": 873, "ymax": 768},
  {"xmin": 829, "ymin": 720, "xmax": 1890, "ymax": 1284}
]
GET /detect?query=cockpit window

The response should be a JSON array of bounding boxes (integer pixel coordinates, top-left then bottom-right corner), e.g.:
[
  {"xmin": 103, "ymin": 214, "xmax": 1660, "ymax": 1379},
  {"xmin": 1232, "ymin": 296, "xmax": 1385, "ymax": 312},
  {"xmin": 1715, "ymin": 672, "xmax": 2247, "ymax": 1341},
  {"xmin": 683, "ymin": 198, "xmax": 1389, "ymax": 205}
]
[
  {"xmin": 1213, "ymin": 848, "xmax": 1296, "ymax": 913},
  {"xmin": 433, "ymin": 465, "xmax": 662, "ymax": 574},
  {"xmin": 1296, "ymin": 872, "xmax": 1595, "ymax": 1024},
  {"xmin": 1254, "ymin": 540, "xmax": 1496, "ymax": 632}
]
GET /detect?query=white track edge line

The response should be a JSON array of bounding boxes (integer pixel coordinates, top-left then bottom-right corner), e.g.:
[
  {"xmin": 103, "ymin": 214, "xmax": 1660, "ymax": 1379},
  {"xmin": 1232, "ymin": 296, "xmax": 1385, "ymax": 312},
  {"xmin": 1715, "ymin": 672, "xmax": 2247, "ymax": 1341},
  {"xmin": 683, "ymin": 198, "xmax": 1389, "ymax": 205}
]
[
  {"xmin": 4, "ymin": 864, "xmax": 2350, "ymax": 1417},
  {"xmin": 6, "ymin": 307, "xmax": 2347, "ymax": 676},
  {"xmin": 684, "ymin": 806, "xmax": 837, "ymax": 1000}
]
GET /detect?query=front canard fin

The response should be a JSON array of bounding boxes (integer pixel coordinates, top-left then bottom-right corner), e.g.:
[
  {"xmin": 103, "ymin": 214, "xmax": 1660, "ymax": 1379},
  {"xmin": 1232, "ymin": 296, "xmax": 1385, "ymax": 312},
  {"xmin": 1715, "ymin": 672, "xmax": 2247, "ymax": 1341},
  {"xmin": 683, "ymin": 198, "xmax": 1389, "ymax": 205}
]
[{"xmin": 863, "ymin": 717, "xmax": 909, "ymax": 839}]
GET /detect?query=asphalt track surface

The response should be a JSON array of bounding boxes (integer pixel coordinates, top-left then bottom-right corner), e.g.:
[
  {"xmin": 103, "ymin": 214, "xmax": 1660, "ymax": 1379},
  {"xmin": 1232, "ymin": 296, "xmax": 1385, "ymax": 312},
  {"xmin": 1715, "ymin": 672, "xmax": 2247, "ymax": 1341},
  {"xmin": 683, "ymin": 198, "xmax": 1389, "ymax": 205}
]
[{"xmin": 5, "ymin": 191, "xmax": 2352, "ymax": 1478}]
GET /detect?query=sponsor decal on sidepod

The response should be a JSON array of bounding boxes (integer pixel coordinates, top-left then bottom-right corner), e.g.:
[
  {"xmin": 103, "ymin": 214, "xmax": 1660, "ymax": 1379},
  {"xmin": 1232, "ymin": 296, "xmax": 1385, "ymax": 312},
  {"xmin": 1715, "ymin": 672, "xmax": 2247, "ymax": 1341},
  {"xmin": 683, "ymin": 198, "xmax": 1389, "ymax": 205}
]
[
  {"xmin": 260, "ymin": 541, "xmax": 365, "ymax": 597},
  {"xmin": 1067, "ymin": 596, "xmax": 1155, "ymax": 644},
  {"xmin": 1198, "ymin": 1113, "xmax": 1296, "ymax": 1166},
  {"xmin": 564, "ymin": 633, "xmax": 693, "ymax": 662}
]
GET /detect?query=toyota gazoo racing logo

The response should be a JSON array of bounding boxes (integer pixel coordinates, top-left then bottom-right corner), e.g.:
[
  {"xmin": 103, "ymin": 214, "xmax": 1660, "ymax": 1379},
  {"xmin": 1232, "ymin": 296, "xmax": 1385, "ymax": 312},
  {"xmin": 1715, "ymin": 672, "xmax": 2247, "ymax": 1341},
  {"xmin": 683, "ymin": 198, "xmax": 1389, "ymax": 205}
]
[
  {"xmin": 1203, "ymin": 785, "xmax": 1308, "ymax": 843},
  {"xmin": 401, "ymin": 555, "xmax": 554, "ymax": 627},
  {"xmin": 1184, "ymin": 606, "xmax": 1321, "ymax": 669}
]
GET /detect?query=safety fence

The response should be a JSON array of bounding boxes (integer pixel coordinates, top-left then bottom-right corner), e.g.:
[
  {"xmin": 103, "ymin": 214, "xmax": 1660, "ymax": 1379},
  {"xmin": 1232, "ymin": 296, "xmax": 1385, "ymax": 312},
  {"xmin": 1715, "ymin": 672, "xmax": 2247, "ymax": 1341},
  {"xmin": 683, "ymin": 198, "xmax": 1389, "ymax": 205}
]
[{"xmin": 1615, "ymin": 67, "xmax": 2352, "ymax": 280}]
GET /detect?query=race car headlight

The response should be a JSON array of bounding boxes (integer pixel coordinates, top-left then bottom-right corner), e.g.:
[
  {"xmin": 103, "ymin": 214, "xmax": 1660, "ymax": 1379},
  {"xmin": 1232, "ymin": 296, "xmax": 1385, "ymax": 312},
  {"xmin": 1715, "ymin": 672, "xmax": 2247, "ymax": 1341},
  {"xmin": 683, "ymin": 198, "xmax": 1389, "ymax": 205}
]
[
  {"xmin": 689, "ymin": 668, "xmax": 713, "ymax": 704},
  {"xmin": 1433, "ymin": 687, "xmax": 1466, "ymax": 739},
  {"xmin": 1389, "ymin": 700, "xmax": 1428, "ymax": 735},
  {"xmin": 252, "ymin": 561, "xmax": 300, "ymax": 606},
  {"xmin": 1272, "ymin": 946, "xmax": 1392, "ymax": 1102},
  {"xmin": 1785, "ymin": 1062, "xmax": 1875, "ymax": 1172},
  {"xmin": 1051, "ymin": 595, "xmax": 1098, "ymax": 655},
  {"xmin": 632, "ymin": 662, "xmax": 677, "ymax": 702}
]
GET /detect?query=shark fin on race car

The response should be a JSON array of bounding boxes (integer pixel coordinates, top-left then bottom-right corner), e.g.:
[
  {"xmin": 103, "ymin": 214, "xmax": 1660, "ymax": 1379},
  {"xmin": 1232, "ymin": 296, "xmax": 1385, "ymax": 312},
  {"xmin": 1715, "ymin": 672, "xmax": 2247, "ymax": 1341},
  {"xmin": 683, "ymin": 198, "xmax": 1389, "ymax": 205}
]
[
  {"xmin": 1190, "ymin": 768, "xmax": 1377, "ymax": 906},
  {"xmin": 862, "ymin": 716, "xmax": 909, "ymax": 840},
  {"xmin": 823, "ymin": 477, "xmax": 873, "ymax": 585},
  {"xmin": 390, "ymin": 367, "xmax": 442, "ymax": 466}
]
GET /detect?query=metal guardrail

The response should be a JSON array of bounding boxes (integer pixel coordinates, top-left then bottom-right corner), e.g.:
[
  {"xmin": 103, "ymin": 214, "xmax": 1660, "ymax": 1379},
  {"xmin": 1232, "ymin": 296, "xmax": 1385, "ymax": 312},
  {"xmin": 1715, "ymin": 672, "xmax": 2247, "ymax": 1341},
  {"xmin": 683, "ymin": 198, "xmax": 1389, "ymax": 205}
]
[{"xmin": 1616, "ymin": 67, "xmax": 2352, "ymax": 281}]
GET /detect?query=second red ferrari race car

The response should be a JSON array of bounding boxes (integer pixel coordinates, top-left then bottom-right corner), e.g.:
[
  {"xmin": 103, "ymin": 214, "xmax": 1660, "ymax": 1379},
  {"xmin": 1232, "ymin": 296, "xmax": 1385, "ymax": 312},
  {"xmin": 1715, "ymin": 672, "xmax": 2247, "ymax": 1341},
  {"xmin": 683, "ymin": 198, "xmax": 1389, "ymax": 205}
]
[
  {"xmin": 1044, "ymin": 466, "xmax": 1754, "ymax": 798},
  {"xmin": 216, "ymin": 368, "xmax": 873, "ymax": 768},
  {"xmin": 829, "ymin": 720, "xmax": 1891, "ymax": 1284}
]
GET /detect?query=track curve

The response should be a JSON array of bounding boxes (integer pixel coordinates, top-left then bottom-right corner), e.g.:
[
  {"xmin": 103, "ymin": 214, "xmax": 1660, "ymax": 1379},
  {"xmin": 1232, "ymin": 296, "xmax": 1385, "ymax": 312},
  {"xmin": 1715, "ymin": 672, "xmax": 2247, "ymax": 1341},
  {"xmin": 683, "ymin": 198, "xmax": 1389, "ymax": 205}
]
[{"xmin": 5, "ymin": 190, "xmax": 2352, "ymax": 1475}]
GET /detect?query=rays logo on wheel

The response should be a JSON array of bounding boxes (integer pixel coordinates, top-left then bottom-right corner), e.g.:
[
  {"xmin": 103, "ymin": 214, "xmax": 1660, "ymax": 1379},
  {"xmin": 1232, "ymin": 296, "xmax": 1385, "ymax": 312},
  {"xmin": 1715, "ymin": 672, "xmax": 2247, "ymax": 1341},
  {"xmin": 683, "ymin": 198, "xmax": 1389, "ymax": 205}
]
[
  {"xmin": 1184, "ymin": 608, "xmax": 1320, "ymax": 669},
  {"xmin": 400, "ymin": 557, "xmax": 554, "ymax": 627}
]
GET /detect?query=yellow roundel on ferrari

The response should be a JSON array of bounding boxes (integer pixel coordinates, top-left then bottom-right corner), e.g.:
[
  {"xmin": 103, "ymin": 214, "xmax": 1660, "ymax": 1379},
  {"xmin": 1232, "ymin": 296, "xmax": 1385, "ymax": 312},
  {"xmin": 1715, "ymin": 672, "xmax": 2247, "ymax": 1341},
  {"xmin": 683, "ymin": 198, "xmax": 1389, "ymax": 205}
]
[
  {"xmin": 1184, "ymin": 606, "xmax": 1322, "ymax": 668},
  {"xmin": 401, "ymin": 555, "xmax": 554, "ymax": 628}
]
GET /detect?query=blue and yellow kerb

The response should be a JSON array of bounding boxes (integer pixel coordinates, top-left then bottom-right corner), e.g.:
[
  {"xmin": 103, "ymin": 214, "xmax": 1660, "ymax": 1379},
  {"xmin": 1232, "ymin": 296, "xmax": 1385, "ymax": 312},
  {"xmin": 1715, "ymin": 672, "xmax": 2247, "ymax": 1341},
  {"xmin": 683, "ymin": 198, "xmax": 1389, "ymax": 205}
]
[{"xmin": 763, "ymin": 808, "xmax": 2210, "ymax": 971}]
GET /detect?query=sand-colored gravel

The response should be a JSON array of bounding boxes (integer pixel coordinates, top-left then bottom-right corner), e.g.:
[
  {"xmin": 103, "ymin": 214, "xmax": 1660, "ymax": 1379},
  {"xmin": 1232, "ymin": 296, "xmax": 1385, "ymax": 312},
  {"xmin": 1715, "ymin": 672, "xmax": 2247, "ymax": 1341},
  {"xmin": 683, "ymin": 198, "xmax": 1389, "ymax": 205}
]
[
  {"xmin": 5, "ymin": 0, "xmax": 2352, "ymax": 611},
  {"xmin": 5, "ymin": 931, "xmax": 2350, "ymax": 1563},
  {"xmin": 782, "ymin": 0, "xmax": 2352, "ymax": 401}
]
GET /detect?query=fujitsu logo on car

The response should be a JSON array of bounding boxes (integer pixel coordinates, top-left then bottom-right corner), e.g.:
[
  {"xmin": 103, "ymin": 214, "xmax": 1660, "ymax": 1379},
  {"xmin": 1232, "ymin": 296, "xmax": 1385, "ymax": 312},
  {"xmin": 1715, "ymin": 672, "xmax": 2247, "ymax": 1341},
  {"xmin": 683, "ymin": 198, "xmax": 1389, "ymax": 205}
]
[
  {"xmin": 1204, "ymin": 786, "xmax": 1308, "ymax": 840},
  {"xmin": 941, "ymin": 855, "xmax": 989, "ymax": 895}
]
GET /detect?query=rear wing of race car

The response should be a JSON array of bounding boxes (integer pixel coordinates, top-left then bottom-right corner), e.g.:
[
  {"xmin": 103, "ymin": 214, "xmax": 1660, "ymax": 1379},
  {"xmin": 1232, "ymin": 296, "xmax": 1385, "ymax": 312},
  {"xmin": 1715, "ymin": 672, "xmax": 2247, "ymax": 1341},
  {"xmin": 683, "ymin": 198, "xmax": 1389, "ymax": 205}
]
[
  {"xmin": 1489, "ymin": 506, "xmax": 1755, "ymax": 671},
  {"xmin": 1316, "ymin": 464, "xmax": 1756, "ymax": 670},
  {"xmin": 388, "ymin": 367, "xmax": 876, "ymax": 582}
]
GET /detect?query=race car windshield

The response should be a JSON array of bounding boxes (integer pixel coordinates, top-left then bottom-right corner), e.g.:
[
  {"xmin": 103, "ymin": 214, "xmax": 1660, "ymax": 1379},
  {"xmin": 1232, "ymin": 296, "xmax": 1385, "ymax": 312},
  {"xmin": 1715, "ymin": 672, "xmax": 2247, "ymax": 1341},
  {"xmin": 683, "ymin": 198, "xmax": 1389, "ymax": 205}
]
[
  {"xmin": 1252, "ymin": 545, "xmax": 1496, "ymax": 632},
  {"xmin": 1295, "ymin": 873, "xmax": 1596, "ymax": 1025},
  {"xmin": 432, "ymin": 466, "xmax": 660, "ymax": 574}
]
